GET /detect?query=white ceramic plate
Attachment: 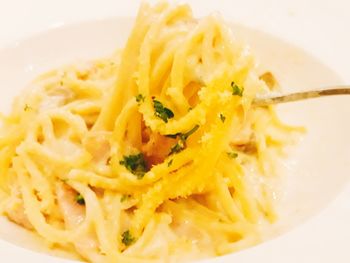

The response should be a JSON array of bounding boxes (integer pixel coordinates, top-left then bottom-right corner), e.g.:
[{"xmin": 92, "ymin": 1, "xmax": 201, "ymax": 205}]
[{"xmin": 0, "ymin": 17, "xmax": 349, "ymax": 263}]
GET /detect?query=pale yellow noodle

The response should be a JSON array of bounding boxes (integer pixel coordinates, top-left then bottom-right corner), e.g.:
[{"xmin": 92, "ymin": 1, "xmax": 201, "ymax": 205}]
[{"xmin": 0, "ymin": 2, "xmax": 300, "ymax": 263}]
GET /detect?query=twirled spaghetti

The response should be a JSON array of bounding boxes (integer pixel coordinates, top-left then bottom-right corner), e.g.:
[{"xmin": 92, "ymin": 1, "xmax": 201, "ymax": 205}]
[{"xmin": 0, "ymin": 2, "xmax": 301, "ymax": 262}]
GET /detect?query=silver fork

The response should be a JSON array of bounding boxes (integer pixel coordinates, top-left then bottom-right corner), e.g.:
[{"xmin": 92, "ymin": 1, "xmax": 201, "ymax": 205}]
[{"xmin": 253, "ymin": 86, "xmax": 350, "ymax": 106}]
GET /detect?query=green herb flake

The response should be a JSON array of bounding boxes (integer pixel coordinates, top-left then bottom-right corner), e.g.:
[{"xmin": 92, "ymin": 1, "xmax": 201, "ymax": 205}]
[
  {"xmin": 121, "ymin": 230, "xmax": 135, "ymax": 246},
  {"xmin": 227, "ymin": 152, "xmax": 238, "ymax": 159},
  {"xmin": 120, "ymin": 153, "xmax": 147, "ymax": 179},
  {"xmin": 166, "ymin": 125, "xmax": 199, "ymax": 140},
  {"xmin": 75, "ymin": 194, "xmax": 85, "ymax": 205},
  {"xmin": 219, "ymin": 113, "xmax": 226, "ymax": 123},
  {"xmin": 153, "ymin": 99, "xmax": 174, "ymax": 123},
  {"xmin": 168, "ymin": 125, "xmax": 200, "ymax": 156},
  {"xmin": 165, "ymin": 133, "xmax": 179, "ymax": 139},
  {"xmin": 231, "ymin": 81, "xmax": 244, "ymax": 97},
  {"xmin": 167, "ymin": 159, "xmax": 173, "ymax": 167},
  {"xmin": 169, "ymin": 140, "xmax": 185, "ymax": 155},
  {"xmin": 135, "ymin": 94, "xmax": 145, "ymax": 103},
  {"xmin": 121, "ymin": 194, "xmax": 131, "ymax": 203},
  {"xmin": 180, "ymin": 125, "xmax": 200, "ymax": 141}
]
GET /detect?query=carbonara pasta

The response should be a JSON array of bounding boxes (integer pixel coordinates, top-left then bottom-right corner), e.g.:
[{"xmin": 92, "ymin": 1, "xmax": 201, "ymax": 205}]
[{"xmin": 0, "ymin": 2, "xmax": 301, "ymax": 262}]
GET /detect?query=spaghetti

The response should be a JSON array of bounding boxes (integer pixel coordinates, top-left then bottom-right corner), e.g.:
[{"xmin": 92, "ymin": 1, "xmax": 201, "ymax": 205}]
[{"xmin": 0, "ymin": 2, "xmax": 301, "ymax": 262}]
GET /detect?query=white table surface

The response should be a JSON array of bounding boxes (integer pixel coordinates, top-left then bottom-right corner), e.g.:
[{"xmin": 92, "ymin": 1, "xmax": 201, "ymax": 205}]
[{"xmin": 0, "ymin": 0, "xmax": 349, "ymax": 262}]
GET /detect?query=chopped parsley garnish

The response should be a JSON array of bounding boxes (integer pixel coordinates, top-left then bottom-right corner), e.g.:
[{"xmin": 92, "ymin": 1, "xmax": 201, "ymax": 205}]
[
  {"xmin": 167, "ymin": 159, "xmax": 173, "ymax": 167},
  {"xmin": 180, "ymin": 125, "xmax": 200, "ymax": 141},
  {"xmin": 120, "ymin": 153, "xmax": 147, "ymax": 179},
  {"xmin": 219, "ymin": 113, "xmax": 226, "ymax": 123},
  {"xmin": 169, "ymin": 140, "xmax": 185, "ymax": 155},
  {"xmin": 165, "ymin": 134, "xmax": 178, "ymax": 139},
  {"xmin": 75, "ymin": 194, "xmax": 85, "ymax": 205},
  {"xmin": 121, "ymin": 230, "xmax": 135, "ymax": 246},
  {"xmin": 135, "ymin": 94, "xmax": 145, "ymax": 103},
  {"xmin": 168, "ymin": 125, "xmax": 200, "ymax": 155},
  {"xmin": 153, "ymin": 99, "xmax": 174, "ymax": 123},
  {"xmin": 121, "ymin": 194, "xmax": 131, "ymax": 202},
  {"xmin": 227, "ymin": 152, "xmax": 238, "ymax": 159},
  {"xmin": 231, "ymin": 81, "xmax": 244, "ymax": 97},
  {"xmin": 167, "ymin": 125, "xmax": 200, "ymax": 140}
]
